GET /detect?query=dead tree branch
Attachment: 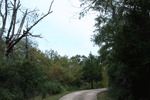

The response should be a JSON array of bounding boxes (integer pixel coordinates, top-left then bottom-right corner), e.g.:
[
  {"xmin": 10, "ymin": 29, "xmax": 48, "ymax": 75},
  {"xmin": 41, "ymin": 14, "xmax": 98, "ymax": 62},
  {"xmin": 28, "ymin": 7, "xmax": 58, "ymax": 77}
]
[
  {"xmin": 0, "ymin": 0, "xmax": 8, "ymax": 39},
  {"xmin": 27, "ymin": 0, "xmax": 54, "ymax": 31},
  {"xmin": 2, "ymin": 0, "xmax": 54, "ymax": 59}
]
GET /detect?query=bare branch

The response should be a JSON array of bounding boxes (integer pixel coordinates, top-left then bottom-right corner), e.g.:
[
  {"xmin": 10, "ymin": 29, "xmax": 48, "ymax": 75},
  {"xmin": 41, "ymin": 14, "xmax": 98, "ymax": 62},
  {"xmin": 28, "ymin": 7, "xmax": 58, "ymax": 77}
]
[
  {"xmin": 9, "ymin": 0, "xmax": 54, "ymax": 54},
  {"xmin": 27, "ymin": 7, "xmax": 39, "ymax": 14},
  {"xmin": 3, "ymin": 0, "xmax": 54, "ymax": 59},
  {"xmin": 9, "ymin": 0, "xmax": 21, "ymax": 41},
  {"xmin": 28, "ymin": 32, "xmax": 42, "ymax": 38},
  {"xmin": 7, "ymin": 0, "xmax": 21, "ymax": 42},
  {"xmin": 6, "ymin": 33, "xmax": 25, "ymax": 55},
  {"xmin": 0, "ymin": 0, "xmax": 8, "ymax": 39},
  {"xmin": 16, "ymin": 9, "xmax": 28, "ymax": 38},
  {"xmin": 19, "ymin": 8, "xmax": 24, "ymax": 13},
  {"xmin": 16, "ymin": 0, "xmax": 21, "ymax": 9},
  {"xmin": 48, "ymin": 0, "xmax": 54, "ymax": 13},
  {"xmin": 7, "ymin": 0, "xmax": 17, "ymax": 40},
  {"xmin": 0, "ymin": 0, "xmax": 4, "ymax": 21},
  {"xmin": 4, "ymin": 0, "xmax": 7, "ymax": 27},
  {"xmin": 27, "ymin": 0, "xmax": 54, "ymax": 32},
  {"xmin": 10, "ymin": 1, "xmax": 14, "ymax": 6}
]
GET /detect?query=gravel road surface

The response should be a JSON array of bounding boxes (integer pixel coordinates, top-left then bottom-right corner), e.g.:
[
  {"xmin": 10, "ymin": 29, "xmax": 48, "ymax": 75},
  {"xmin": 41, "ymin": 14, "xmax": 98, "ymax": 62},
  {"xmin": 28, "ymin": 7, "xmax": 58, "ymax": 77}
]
[{"xmin": 59, "ymin": 88, "xmax": 107, "ymax": 100}]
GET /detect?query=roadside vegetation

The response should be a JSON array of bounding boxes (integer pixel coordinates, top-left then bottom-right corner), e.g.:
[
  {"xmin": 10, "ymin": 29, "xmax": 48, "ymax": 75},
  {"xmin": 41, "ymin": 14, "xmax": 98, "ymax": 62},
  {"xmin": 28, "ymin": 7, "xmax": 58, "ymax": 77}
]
[
  {"xmin": 31, "ymin": 91, "xmax": 76, "ymax": 100},
  {"xmin": 3, "ymin": 0, "xmax": 149, "ymax": 100},
  {"xmin": 0, "ymin": 36, "xmax": 108, "ymax": 100},
  {"xmin": 97, "ymin": 90, "xmax": 113, "ymax": 100},
  {"xmin": 0, "ymin": 0, "xmax": 108, "ymax": 99},
  {"xmin": 79, "ymin": 0, "xmax": 150, "ymax": 99},
  {"xmin": 30, "ymin": 83, "xmax": 90, "ymax": 100}
]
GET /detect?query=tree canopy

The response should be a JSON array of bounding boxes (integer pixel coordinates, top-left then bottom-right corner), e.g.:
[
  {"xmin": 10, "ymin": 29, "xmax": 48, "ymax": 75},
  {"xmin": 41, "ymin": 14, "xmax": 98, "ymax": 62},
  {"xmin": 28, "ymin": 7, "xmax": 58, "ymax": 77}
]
[
  {"xmin": 81, "ymin": 52, "xmax": 103, "ymax": 89},
  {"xmin": 79, "ymin": 0, "xmax": 150, "ymax": 99}
]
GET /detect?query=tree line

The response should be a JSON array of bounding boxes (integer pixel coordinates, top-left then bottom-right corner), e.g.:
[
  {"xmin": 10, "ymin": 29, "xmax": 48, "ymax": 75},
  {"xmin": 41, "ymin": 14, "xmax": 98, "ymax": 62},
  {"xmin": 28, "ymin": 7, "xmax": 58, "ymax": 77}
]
[
  {"xmin": 79, "ymin": 0, "xmax": 150, "ymax": 99},
  {"xmin": 0, "ymin": 0, "xmax": 106, "ymax": 99},
  {"xmin": 0, "ymin": 33, "xmax": 105, "ymax": 99}
]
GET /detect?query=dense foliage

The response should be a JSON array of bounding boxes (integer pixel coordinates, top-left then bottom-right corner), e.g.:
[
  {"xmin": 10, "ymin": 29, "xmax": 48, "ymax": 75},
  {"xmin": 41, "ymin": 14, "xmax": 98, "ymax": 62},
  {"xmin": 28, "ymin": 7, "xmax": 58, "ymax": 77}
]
[
  {"xmin": 81, "ymin": 52, "xmax": 103, "ymax": 89},
  {"xmin": 80, "ymin": 0, "xmax": 150, "ymax": 99},
  {"xmin": 0, "ymin": 59, "xmax": 46, "ymax": 100},
  {"xmin": 0, "ymin": 36, "xmax": 107, "ymax": 99},
  {"xmin": 0, "ymin": 0, "xmax": 112, "ymax": 99}
]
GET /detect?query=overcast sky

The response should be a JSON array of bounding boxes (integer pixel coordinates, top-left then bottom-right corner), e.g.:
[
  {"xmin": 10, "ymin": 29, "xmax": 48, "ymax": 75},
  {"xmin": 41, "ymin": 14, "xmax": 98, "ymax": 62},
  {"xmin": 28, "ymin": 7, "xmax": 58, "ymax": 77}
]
[{"xmin": 21, "ymin": 0, "xmax": 100, "ymax": 58}]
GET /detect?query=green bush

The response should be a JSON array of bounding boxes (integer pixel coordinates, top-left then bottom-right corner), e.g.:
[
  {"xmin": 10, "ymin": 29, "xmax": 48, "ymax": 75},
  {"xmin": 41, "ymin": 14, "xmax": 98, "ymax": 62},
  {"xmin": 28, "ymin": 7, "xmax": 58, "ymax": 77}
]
[
  {"xmin": 0, "ymin": 59, "xmax": 46, "ymax": 100},
  {"xmin": 61, "ymin": 84, "xmax": 80, "ymax": 91},
  {"xmin": 41, "ymin": 81, "xmax": 62, "ymax": 99},
  {"xmin": 0, "ymin": 88, "xmax": 15, "ymax": 100},
  {"xmin": 61, "ymin": 84, "xmax": 70, "ymax": 91},
  {"xmin": 70, "ymin": 79, "xmax": 83, "ymax": 87},
  {"xmin": 68, "ymin": 85, "xmax": 79, "ymax": 91}
]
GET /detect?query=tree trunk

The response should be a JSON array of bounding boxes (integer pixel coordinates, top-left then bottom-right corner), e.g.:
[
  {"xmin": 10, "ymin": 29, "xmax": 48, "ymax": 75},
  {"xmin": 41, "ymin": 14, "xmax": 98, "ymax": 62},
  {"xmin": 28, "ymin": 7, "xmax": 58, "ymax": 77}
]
[
  {"xmin": 26, "ymin": 35, "xmax": 28, "ymax": 59},
  {"xmin": 3, "ymin": 45, "xmax": 9, "ymax": 60},
  {"xmin": 91, "ymin": 79, "xmax": 93, "ymax": 89}
]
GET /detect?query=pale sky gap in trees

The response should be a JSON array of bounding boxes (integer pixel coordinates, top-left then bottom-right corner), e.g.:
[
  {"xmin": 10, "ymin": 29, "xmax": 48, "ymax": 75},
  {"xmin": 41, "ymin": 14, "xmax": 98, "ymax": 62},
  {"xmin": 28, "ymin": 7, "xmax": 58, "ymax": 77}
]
[{"xmin": 21, "ymin": 0, "xmax": 100, "ymax": 58}]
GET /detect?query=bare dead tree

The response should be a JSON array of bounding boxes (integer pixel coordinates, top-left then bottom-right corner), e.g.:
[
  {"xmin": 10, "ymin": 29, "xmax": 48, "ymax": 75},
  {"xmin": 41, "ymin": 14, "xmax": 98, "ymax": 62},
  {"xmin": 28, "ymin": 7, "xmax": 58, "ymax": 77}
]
[
  {"xmin": 0, "ymin": 0, "xmax": 54, "ymax": 59},
  {"xmin": 0, "ymin": 0, "xmax": 8, "ymax": 39}
]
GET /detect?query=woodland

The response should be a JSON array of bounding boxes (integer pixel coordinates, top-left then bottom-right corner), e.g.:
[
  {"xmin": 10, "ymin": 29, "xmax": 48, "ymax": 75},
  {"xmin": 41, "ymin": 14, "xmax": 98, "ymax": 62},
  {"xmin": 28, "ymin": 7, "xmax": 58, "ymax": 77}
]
[
  {"xmin": 0, "ymin": 0, "xmax": 150, "ymax": 100},
  {"xmin": 0, "ymin": 1, "xmax": 105, "ymax": 99},
  {"xmin": 79, "ymin": 0, "xmax": 150, "ymax": 99}
]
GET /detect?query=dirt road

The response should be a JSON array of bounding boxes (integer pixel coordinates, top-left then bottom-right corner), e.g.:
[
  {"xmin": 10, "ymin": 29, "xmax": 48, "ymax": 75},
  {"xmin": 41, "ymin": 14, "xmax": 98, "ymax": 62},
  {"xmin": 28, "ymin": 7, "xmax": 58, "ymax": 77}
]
[{"xmin": 59, "ymin": 88, "xmax": 107, "ymax": 100}]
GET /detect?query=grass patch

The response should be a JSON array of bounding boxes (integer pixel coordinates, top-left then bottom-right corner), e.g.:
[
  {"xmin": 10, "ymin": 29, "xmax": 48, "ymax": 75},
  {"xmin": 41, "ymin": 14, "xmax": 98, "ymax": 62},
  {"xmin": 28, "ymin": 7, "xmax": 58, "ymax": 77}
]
[
  {"xmin": 97, "ymin": 90, "xmax": 113, "ymax": 100},
  {"xmin": 29, "ymin": 83, "xmax": 87, "ymax": 100},
  {"xmin": 29, "ymin": 82, "xmax": 106, "ymax": 100},
  {"xmin": 41, "ymin": 81, "xmax": 62, "ymax": 99},
  {"xmin": 29, "ymin": 90, "xmax": 78, "ymax": 100}
]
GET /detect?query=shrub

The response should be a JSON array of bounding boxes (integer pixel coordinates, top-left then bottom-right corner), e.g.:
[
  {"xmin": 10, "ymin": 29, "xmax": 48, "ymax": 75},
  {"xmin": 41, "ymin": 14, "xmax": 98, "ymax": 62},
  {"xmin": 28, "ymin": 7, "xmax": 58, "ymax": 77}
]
[
  {"xmin": 61, "ymin": 84, "xmax": 80, "ymax": 91},
  {"xmin": 41, "ymin": 81, "xmax": 62, "ymax": 99},
  {"xmin": 0, "ymin": 88, "xmax": 15, "ymax": 100},
  {"xmin": 0, "ymin": 59, "xmax": 46, "ymax": 100},
  {"xmin": 70, "ymin": 78, "xmax": 83, "ymax": 87}
]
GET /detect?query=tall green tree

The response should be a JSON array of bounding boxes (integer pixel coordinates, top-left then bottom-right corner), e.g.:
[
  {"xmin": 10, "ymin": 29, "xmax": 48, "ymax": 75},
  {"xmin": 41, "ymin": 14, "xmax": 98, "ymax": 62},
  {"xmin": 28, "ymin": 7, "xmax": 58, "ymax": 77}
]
[
  {"xmin": 81, "ymin": 52, "xmax": 103, "ymax": 89},
  {"xmin": 70, "ymin": 55, "xmax": 87, "ymax": 66},
  {"xmin": 111, "ymin": 2, "xmax": 150, "ymax": 99},
  {"xmin": 59, "ymin": 55, "xmax": 70, "ymax": 68},
  {"xmin": 44, "ymin": 49, "xmax": 60, "ymax": 61},
  {"xmin": 80, "ymin": 0, "xmax": 150, "ymax": 99},
  {"xmin": 68, "ymin": 55, "xmax": 86, "ymax": 87}
]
